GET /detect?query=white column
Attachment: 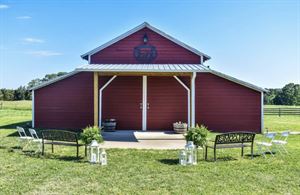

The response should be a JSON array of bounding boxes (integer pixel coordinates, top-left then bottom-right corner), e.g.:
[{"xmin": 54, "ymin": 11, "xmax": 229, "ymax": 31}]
[
  {"xmin": 191, "ymin": 72, "xmax": 196, "ymax": 128},
  {"xmin": 32, "ymin": 90, "xmax": 35, "ymax": 128},
  {"xmin": 99, "ymin": 75, "xmax": 117, "ymax": 127},
  {"xmin": 261, "ymin": 92, "xmax": 264, "ymax": 133},
  {"xmin": 142, "ymin": 76, "xmax": 147, "ymax": 131},
  {"xmin": 173, "ymin": 76, "xmax": 190, "ymax": 127}
]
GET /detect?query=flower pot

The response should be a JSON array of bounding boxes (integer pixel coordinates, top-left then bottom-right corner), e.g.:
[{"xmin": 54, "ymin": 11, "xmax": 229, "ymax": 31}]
[
  {"xmin": 173, "ymin": 123, "xmax": 188, "ymax": 134},
  {"xmin": 102, "ymin": 119, "xmax": 117, "ymax": 131}
]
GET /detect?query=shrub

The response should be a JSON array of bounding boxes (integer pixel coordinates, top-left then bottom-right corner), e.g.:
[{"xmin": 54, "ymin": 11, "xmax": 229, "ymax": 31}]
[
  {"xmin": 80, "ymin": 126, "xmax": 103, "ymax": 145},
  {"xmin": 185, "ymin": 124, "xmax": 209, "ymax": 148}
]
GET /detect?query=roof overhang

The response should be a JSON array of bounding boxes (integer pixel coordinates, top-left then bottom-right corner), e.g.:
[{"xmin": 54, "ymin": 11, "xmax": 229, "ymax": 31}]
[
  {"xmin": 81, "ymin": 22, "xmax": 211, "ymax": 62},
  {"xmin": 30, "ymin": 64, "xmax": 266, "ymax": 93},
  {"xmin": 76, "ymin": 64, "xmax": 209, "ymax": 73}
]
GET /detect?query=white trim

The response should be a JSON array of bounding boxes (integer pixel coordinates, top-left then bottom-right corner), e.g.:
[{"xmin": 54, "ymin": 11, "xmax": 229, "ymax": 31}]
[
  {"xmin": 200, "ymin": 56, "xmax": 204, "ymax": 64},
  {"xmin": 191, "ymin": 72, "xmax": 196, "ymax": 128},
  {"xmin": 261, "ymin": 92, "xmax": 264, "ymax": 133},
  {"xmin": 174, "ymin": 76, "xmax": 190, "ymax": 127},
  {"xmin": 32, "ymin": 90, "xmax": 35, "ymax": 128},
  {"xmin": 81, "ymin": 22, "xmax": 211, "ymax": 61},
  {"xmin": 208, "ymin": 69, "xmax": 267, "ymax": 93},
  {"xmin": 142, "ymin": 76, "xmax": 147, "ymax": 131},
  {"xmin": 88, "ymin": 55, "xmax": 91, "ymax": 64},
  {"xmin": 29, "ymin": 71, "xmax": 79, "ymax": 90},
  {"xmin": 30, "ymin": 64, "xmax": 266, "ymax": 93},
  {"xmin": 99, "ymin": 75, "xmax": 117, "ymax": 127}
]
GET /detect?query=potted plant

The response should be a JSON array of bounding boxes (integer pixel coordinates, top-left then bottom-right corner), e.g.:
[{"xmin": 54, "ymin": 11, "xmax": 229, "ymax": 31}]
[
  {"xmin": 185, "ymin": 124, "xmax": 209, "ymax": 148},
  {"xmin": 173, "ymin": 121, "xmax": 188, "ymax": 134},
  {"xmin": 80, "ymin": 126, "xmax": 103, "ymax": 145}
]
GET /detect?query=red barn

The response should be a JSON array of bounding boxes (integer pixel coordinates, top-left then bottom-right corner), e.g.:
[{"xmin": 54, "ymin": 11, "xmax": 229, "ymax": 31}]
[{"xmin": 31, "ymin": 22, "xmax": 265, "ymax": 133}]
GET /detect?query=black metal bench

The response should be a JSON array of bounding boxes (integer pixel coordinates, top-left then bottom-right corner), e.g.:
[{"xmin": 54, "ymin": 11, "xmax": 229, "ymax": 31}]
[
  {"xmin": 205, "ymin": 132, "xmax": 256, "ymax": 161},
  {"xmin": 41, "ymin": 130, "xmax": 86, "ymax": 158}
]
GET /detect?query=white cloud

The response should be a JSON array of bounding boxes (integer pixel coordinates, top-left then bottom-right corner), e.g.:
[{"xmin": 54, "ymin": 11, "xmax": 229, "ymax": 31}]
[
  {"xmin": 26, "ymin": 50, "xmax": 63, "ymax": 57},
  {"xmin": 16, "ymin": 16, "xmax": 32, "ymax": 19},
  {"xmin": 23, "ymin": 37, "xmax": 44, "ymax": 43},
  {"xmin": 0, "ymin": 4, "xmax": 9, "ymax": 9}
]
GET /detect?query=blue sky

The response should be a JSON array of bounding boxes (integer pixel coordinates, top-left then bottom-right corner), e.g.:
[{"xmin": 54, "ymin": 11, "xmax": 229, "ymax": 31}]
[{"xmin": 0, "ymin": 0, "xmax": 299, "ymax": 89}]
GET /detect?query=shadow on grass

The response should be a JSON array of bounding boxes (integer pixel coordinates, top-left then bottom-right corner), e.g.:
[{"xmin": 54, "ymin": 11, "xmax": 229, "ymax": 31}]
[
  {"xmin": 205, "ymin": 156, "xmax": 238, "ymax": 162},
  {"xmin": 23, "ymin": 152, "xmax": 86, "ymax": 162},
  {"xmin": 158, "ymin": 159, "xmax": 178, "ymax": 165},
  {"xmin": 0, "ymin": 121, "xmax": 32, "ymax": 131}
]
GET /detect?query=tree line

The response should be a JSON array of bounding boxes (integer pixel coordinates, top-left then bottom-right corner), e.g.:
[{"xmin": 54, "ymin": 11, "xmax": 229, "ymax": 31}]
[
  {"xmin": 264, "ymin": 83, "xmax": 300, "ymax": 105},
  {"xmin": 0, "ymin": 72, "xmax": 67, "ymax": 101},
  {"xmin": 0, "ymin": 73, "xmax": 299, "ymax": 105}
]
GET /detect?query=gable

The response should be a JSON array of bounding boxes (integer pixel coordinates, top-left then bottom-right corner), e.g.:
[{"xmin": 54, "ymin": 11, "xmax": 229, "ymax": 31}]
[{"xmin": 90, "ymin": 27, "xmax": 200, "ymax": 64}]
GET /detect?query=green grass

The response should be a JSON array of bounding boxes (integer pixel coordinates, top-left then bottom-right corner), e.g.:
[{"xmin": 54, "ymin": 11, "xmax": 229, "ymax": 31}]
[
  {"xmin": 264, "ymin": 105, "xmax": 300, "ymax": 108},
  {"xmin": 0, "ymin": 100, "xmax": 32, "ymax": 110},
  {"xmin": 0, "ymin": 101, "xmax": 299, "ymax": 194},
  {"xmin": 264, "ymin": 115, "xmax": 300, "ymax": 132}
]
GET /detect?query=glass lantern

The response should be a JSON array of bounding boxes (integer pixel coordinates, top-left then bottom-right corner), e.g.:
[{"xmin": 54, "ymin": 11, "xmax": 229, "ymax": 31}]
[
  {"xmin": 185, "ymin": 141, "xmax": 197, "ymax": 165},
  {"xmin": 88, "ymin": 140, "xmax": 100, "ymax": 164},
  {"xmin": 179, "ymin": 150, "xmax": 187, "ymax": 166},
  {"xmin": 100, "ymin": 149, "xmax": 107, "ymax": 165}
]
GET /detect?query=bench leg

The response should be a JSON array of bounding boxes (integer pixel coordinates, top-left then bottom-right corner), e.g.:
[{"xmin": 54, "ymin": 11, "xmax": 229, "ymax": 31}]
[
  {"xmin": 214, "ymin": 148, "xmax": 216, "ymax": 161},
  {"xmin": 42, "ymin": 142, "xmax": 44, "ymax": 155},
  {"xmin": 51, "ymin": 143, "xmax": 54, "ymax": 153},
  {"xmin": 77, "ymin": 146, "xmax": 79, "ymax": 158},
  {"xmin": 205, "ymin": 146, "xmax": 208, "ymax": 160},
  {"xmin": 251, "ymin": 145, "xmax": 254, "ymax": 159},
  {"xmin": 241, "ymin": 146, "xmax": 244, "ymax": 157},
  {"xmin": 85, "ymin": 145, "xmax": 87, "ymax": 157}
]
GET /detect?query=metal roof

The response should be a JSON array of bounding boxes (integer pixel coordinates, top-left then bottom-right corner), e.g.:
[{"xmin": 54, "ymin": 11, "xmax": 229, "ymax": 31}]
[
  {"xmin": 81, "ymin": 22, "xmax": 211, "ymax": 61},
  {"xmin": 76, "ymin": 64, "xmax": 208, "ymax": 72},
  {"xmin": 30, "ymin": 64, "xmax": 266, "ymax": 93}
]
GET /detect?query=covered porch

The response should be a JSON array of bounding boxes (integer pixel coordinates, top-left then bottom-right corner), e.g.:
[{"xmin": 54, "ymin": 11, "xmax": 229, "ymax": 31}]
[
  {"xmin": 76, "ymin": 64, "xmax": 208, "ymax": 131},
  {"xmin": 101, "ymin": 130, "xmax": 185, "ymax": 149}
]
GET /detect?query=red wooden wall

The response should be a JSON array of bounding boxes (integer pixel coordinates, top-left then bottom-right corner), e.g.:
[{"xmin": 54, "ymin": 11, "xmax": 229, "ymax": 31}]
[
  {"xmin": 34, "ymin": 72, "xmax": 94, "ymax": 129},
  {"xmin": 147, "ymin": 76, "xmax": 189, "ymax": 130},
  {"xmin": 195, "ymin": 73, "xmax": 261, "ymax": 133},
  {"xmin": 90, "ymin": 27, "xmax": 200, "ymax": 64},
  {"xmin": 99, "ymin": 76, "xmax": 142, "ymax": 130}
]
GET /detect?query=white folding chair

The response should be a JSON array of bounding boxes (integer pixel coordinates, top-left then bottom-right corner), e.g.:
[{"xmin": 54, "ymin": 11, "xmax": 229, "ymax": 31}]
[
  {"xmin": 256, "ymin": 132, "xmax": 276, "ymax": 158},
  {"xmin": 16, "ymin": 126, "xmax": 33, "ymax": 149},
  {"xmin": 28, "ymin": 128, "xmax": 42, "ymax": 153},
  {"xmin": 272, "ymin": 131, "xmax": 289, "ymax": 154}
]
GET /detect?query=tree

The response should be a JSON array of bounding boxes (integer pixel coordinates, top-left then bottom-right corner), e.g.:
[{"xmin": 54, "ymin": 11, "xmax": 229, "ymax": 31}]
[
  {"xmin": 27, "ymin": 72, "xmax": 67, "ymax": 89},
  {"xmin": 0, "ymin": 90, "xmax": 3, "ymax": 100},
  {"xmin": 1, "ymin": 89, "xmax": 14, "ymax": 100},
  {"xmin": 264, "ymin": 88, "xmax": 280, "ymax": 105},
  {"xmin": 14, "ymin": 86, "xmax": 27, "ymax": 100}
]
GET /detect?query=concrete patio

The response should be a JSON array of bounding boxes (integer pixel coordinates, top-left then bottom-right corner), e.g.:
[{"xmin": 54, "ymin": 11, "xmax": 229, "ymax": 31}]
[{"xmin": 101, "ymin": 131, "xmax": 186, "ymax": 149}]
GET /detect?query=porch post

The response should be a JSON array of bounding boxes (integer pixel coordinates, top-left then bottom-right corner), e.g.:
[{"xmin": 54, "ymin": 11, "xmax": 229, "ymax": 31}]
[
  {"xmin": 142, "ymin": 75, "xmax": 147, "ymax": 131},
  {"xmin": 93, "ymin": 72, "xmax": 99, "ymax": 126},
  {"xmin": 191, "ymin": 72, "xmax": 197, "ymax": 128}
]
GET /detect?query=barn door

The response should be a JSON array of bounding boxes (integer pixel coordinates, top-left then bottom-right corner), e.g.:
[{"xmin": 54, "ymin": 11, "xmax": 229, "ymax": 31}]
[
  {"xmin": 100, "ymin": 76, "xmax": 142, "ymax": 130},
  {"xmin": 147, "ymin": 76, "xmax": 189, "ymax": 130}
]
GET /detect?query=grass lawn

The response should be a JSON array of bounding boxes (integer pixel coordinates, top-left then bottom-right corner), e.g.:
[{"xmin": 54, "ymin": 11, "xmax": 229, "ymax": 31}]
[{"xmin": 0, "ymin": 101, "xmax": 300, "ymax": 194}]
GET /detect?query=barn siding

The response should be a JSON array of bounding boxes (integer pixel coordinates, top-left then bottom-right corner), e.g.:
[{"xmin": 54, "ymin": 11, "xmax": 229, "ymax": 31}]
[
  {"xmin": 100, "ymin": 76, "xmax": 143, "ymax": 130},
  {"xmin": 195, "ymin": 73, "xmax": 261, "ymax": 133},
  {"xmin": 91, "ymin": 27, "xmax": 200, "ymax": 64},
  {"xmin": 35, "ymin": 72, "xmax": 94, "ymax": 129},
  {"xmin": 147, "ymin": 76, "xmax": 189, "ymax": 130}
]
